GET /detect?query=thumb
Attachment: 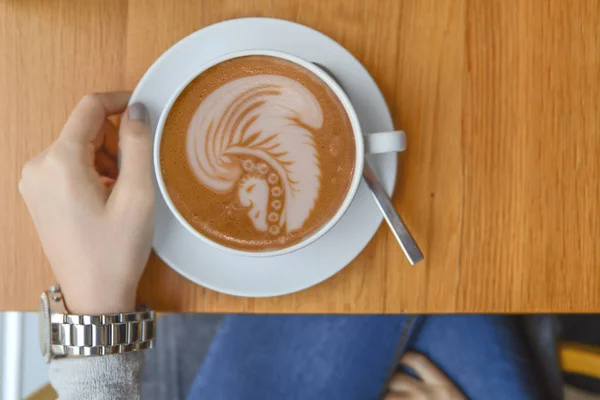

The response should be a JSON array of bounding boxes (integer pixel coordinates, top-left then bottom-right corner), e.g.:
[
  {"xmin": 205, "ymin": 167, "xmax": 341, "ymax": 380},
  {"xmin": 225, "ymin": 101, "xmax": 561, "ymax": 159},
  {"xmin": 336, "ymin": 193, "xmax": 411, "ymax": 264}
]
[{"xmin": 112, "ymin": 102, "xmax": 153, "ymax": 198}]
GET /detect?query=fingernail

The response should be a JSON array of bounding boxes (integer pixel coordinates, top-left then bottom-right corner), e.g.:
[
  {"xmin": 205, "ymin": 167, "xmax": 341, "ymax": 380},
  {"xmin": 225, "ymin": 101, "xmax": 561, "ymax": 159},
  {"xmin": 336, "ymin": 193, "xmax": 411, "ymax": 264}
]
[{"xmin": 128, "ymin": 102, "xmax": 149, "ymax": 123}]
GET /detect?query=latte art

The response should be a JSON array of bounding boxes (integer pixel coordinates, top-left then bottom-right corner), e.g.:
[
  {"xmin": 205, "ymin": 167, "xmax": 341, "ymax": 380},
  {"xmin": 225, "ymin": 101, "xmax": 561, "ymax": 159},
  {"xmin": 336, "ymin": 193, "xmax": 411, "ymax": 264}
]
[
  {"xmin": 186, "ymin": 75, "xmax": 323, "ymax": 236},
  {"xmin": 160, "ymin": 55, "xmax": 355, "ymax": 252}
]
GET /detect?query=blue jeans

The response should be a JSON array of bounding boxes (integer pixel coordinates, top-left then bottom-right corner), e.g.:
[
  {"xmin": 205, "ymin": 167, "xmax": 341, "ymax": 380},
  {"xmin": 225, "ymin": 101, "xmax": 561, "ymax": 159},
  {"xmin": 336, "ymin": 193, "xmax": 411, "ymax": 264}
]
[{"xmin": 187, "ymin": 315, "xmax": 547, "ymax": 400}]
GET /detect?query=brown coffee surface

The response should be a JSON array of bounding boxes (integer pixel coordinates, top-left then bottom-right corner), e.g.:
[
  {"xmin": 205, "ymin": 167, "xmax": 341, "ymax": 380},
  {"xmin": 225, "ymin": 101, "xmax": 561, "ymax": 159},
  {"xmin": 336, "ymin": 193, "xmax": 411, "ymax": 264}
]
[{"xmin": 161, "ymin": 55, "xmax": 355, "ymax": 252}]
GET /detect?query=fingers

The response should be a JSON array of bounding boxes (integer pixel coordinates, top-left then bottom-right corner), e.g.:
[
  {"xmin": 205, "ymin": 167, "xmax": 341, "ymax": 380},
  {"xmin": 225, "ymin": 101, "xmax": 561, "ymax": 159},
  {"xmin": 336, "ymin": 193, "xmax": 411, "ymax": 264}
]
[
  {"xmin": 101, "ymin": 119, "xmax": 119, "ymax": 158},
  {"xmin": 117, "ymin": 102, "xmax": 152, "ymax": 183},
  {"xmin": 400, "ymin": 352, "xmax": 451, "ymax": 385},
  {"xmin": 388, "ymin": 352, "xmax": 466, "ymax": 400},
  {"xmin": 95, "ymin": 151, "xmax": 118, "ymax": 180},
  {"xmin": 59, "ymin": 92, "xmax": 130, "ymax": 148},
  {"xmin": 94, "ymin": 120, "xmax": 119, "ymax": 180},
  {"xmin": 110, "ymin": 102, "xmax": 153, "ymax": 207},
  {"xmin": 383, "ymin": 393, "xmax": 414, "ymax": 400},
  {"xmin": 389, "ymin": 372, "xmax": 424, "ymax": 394}
]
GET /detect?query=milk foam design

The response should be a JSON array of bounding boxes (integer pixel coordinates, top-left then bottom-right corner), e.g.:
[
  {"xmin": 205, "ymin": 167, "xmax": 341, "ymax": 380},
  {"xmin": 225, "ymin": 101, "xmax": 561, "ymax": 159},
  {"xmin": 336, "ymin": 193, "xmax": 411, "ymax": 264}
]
[{"xmin": 186, "ymin": 75, "xmax": 324, "ymax": 236}]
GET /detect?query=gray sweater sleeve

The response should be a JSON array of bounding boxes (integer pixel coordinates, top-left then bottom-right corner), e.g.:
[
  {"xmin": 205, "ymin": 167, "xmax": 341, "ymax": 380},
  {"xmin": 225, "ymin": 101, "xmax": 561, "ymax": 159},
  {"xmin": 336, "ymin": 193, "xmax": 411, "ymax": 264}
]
[{"xmin": 49, "ymin": 352, "xmax": 144, "ymax": 399}]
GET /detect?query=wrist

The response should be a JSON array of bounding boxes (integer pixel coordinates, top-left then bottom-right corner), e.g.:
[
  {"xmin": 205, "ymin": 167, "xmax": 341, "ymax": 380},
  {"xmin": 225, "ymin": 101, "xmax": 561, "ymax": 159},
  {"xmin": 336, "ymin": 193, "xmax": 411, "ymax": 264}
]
[{"xmin": 60, "ymin": 285, "xmax": 138, "ymax": 315}]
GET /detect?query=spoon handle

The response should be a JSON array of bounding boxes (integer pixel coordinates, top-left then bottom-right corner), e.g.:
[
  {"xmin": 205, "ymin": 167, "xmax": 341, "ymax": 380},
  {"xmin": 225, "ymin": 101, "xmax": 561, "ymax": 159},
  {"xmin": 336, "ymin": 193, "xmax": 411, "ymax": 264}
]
[{"xmin": 363, "ymin": 162, "xmax": 424, "ymax": 265}]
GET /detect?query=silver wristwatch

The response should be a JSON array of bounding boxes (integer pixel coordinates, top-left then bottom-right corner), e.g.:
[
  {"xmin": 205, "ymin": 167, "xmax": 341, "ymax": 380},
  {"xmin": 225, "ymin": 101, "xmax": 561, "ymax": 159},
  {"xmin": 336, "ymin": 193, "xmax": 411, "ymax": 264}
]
[{"xmin": 39, "ymin": 285, "xmax": 155, "ymax": 363}]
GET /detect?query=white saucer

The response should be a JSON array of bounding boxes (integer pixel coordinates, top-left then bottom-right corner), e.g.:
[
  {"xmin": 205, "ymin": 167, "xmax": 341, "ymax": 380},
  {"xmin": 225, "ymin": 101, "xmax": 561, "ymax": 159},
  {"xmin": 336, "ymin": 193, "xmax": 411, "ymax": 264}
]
[{"xmin": 130, "ymin": 18, "xmax": 397, "ymax": 297}]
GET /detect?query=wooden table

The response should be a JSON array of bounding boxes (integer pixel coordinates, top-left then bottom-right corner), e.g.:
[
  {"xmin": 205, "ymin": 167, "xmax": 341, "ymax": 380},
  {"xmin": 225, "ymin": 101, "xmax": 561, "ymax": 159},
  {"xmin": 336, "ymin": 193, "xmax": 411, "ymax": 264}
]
[{"xmin": 2, "ymin": 0, "xmax": 599, "ymax": 313}]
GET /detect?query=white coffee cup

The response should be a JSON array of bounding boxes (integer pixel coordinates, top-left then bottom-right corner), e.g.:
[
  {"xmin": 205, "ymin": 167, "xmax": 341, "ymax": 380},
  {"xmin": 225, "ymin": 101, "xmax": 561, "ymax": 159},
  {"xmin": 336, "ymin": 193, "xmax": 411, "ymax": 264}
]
[{"xmin": 154, "ymin": 50, "xmax": 406, "ymax": 257}]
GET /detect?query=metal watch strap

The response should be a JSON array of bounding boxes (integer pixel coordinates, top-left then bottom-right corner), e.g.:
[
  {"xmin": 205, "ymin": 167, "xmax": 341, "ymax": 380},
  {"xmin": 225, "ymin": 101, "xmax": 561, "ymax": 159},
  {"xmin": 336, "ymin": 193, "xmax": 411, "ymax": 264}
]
[{"xmin": 50, "ymin": 309, "xmax": 155, "ymax": 357}]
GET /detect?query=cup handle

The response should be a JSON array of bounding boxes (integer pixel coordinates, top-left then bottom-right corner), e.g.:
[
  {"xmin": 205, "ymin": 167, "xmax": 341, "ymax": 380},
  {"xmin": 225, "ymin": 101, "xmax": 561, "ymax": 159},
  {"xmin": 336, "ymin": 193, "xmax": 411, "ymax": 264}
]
[{"xmin": 364, "ymin": 131, "xmax": 406, "ymax": 154}]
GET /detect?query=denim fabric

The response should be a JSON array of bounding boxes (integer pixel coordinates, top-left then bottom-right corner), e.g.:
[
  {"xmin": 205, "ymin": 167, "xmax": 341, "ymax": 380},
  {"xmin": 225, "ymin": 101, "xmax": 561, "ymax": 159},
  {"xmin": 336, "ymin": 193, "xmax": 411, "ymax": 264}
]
[
  {"xmin": 186, "ymin": 315, "xmax": 547, "ymax": 400},
  {"xmin": 404, "ymin": 316, "xmax": 547, "ymax": 399}
]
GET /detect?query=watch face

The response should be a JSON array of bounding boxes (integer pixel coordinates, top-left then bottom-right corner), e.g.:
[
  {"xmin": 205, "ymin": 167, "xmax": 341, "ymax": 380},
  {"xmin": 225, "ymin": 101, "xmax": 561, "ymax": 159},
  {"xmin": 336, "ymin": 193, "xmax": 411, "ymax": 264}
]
[{"xmin": 39, "ymin": 292, "xmax": 52, "ymax": 363}]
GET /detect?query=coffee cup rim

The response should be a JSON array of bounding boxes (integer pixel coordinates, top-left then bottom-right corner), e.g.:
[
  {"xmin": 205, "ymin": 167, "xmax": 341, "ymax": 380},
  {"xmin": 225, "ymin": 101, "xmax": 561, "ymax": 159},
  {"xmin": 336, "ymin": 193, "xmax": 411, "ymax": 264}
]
[{"xmin": 154, "ymin": 49, "xmax": 365, "ymax": 257}]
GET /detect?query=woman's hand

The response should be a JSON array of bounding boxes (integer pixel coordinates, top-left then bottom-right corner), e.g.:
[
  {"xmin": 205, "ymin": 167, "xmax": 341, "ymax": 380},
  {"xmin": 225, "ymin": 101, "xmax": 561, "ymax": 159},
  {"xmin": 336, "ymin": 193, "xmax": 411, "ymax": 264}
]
[
  {"xmin": 384, "ymin": 352, "xmax": 465, "ymax": 400},
  {"xmin": 19, "ymin": 92, "xmax": 154, "ymax": 315}
]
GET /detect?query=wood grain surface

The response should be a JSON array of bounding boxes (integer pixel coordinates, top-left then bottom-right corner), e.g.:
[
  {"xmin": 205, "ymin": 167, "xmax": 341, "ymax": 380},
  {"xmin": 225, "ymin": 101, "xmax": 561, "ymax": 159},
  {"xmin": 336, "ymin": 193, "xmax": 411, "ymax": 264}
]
[{"xmin": 1, "ymin": 0, "xmax": 599, "ymax": 313}]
